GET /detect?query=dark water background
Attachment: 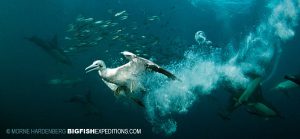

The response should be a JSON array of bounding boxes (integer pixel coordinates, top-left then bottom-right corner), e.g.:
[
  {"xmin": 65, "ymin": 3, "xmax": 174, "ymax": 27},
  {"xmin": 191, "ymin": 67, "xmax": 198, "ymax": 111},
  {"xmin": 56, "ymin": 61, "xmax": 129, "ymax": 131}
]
[{"xmin": 1, "ymin": 0, "xmax": 300, "ymax": 138}]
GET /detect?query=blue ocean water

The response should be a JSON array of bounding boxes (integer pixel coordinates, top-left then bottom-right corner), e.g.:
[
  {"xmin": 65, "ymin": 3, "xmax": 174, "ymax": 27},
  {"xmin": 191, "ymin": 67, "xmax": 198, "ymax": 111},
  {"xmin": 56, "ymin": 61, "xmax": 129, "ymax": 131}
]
[{"xmin": 1, "ymin": 0, "xmax": 300, "ymax": 138}]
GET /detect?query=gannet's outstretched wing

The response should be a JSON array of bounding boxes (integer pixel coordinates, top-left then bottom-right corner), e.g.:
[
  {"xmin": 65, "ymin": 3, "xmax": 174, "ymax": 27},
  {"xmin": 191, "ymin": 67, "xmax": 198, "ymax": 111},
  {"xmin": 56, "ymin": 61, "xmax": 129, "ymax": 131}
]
[
  {"xmin": 146, "ymin": 64, "xmax": 178, "ymax": 80},
  {"xmin": 139, "ymin": 57, "xmax": 179, "ymax": 81},
  {"xmin": 120, "ymin": 51, "xmax": 180, "ymax": 80}
]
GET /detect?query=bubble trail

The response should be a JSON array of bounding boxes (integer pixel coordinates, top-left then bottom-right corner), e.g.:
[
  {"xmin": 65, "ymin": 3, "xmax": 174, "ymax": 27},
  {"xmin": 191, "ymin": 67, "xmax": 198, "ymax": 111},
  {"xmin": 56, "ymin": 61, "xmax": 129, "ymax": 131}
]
[{"xmin": 143, "ymin": 0, "xmax": 300, "ymax": 135}]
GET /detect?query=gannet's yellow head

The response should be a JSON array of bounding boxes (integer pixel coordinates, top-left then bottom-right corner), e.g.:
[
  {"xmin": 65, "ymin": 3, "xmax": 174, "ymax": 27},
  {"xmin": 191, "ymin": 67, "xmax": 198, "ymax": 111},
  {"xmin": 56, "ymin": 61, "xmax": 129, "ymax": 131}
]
[
  {"xmin": 85, "ymin": 60, "xmax": 106, "ymax": 73},
  {"xmin": 121, "ymin": 51, "xmax": 137, "ymax": 60}
]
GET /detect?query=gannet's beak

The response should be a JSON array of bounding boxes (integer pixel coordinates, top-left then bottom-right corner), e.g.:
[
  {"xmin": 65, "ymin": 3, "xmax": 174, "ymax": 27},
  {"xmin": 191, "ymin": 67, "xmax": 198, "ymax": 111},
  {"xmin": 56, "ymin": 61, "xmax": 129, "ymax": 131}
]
[{"xmin": 85, "ymin": 63, "xmax": 99, "ymax": 73}]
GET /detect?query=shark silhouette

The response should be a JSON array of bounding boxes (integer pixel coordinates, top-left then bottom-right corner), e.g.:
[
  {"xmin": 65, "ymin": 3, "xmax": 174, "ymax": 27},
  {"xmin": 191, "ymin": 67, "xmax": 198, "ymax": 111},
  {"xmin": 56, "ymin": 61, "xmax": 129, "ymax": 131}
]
[
  {"xmin": 219, "ymin": 77, "xmax": 282, "ymax": 120},
  {"xmin": 25, "ymin": 35, "xmax": 72, "ymax": 65},
  {"xmin": 66, "ymin": 89, "xmax": 101, "ymax": 117},
  {"xmin": 284, "ymin": 74, "xmax": 300, "ymax": 86}
]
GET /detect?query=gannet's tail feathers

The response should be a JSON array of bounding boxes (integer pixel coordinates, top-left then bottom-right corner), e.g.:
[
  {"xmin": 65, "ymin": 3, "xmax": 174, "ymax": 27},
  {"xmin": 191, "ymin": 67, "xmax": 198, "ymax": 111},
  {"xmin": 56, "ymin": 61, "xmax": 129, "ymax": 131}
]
[{"xmin": 146, "ymin": 64, "xmax": 180, "ymax": 81}]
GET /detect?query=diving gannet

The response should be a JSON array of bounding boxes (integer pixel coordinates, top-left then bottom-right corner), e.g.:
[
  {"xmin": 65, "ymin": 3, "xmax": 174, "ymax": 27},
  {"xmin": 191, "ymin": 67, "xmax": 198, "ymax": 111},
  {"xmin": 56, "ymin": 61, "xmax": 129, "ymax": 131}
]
[{"xmin": 85, "ymin": 51, "xmax": 179, "ymax": 107}]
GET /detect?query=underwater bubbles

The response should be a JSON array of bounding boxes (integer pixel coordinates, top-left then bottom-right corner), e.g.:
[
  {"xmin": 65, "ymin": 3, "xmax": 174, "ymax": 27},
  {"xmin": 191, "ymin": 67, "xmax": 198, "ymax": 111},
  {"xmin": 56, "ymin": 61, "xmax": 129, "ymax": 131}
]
[
  {"xmin": 143, "ymin": 0, "xmax": 300, "ymax": 135},
  {"xmin": 195, "ymin": 31, "xmax": 212, "ymax": 46},
  {"xmin": 145, "ymin": 79, "xmax": 195, "ymax": 135},
  {"xmin": 236, "ymin": 0, "xmax": 300, "ymax": 81},
  {"xmin": 268, "ymin": 0, "xmax": 299, "ymax": 41},
  {"xmin": 195, "ymin": 31, "xmax": 207, "ymax": 45},
  {"xmin": 144, "ymin": 30, "xmax": 247, "ymax": 135}
]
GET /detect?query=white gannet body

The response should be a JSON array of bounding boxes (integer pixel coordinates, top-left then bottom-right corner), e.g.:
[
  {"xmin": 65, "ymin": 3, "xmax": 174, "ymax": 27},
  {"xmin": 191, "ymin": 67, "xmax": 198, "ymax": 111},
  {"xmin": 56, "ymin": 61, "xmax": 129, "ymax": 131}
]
[{"xmin": 85, "ymin": 51, "xmax": 179, "ymax": 107}]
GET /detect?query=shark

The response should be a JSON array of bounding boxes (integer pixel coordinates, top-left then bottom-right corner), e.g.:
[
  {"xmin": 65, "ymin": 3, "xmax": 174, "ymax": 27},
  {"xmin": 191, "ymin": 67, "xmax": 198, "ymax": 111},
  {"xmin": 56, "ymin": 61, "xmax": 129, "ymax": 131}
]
[
  {"xmin": 272, "ymin": 74, "xmax": 300, "ymax": 96},
  {"xmin": 48, "ymin": 75, "xmax": 83, "ymax": 88},
  {"xmin": 66, "ymin": 89, "xmax": 101, "ymax": 117},
  {"xmin": 219, "ymin": 77, "xmax": 282, "ymax": 120},
  {"xmin": 25, "ymin": 35, "xmax": 72, "ymax": 65}
]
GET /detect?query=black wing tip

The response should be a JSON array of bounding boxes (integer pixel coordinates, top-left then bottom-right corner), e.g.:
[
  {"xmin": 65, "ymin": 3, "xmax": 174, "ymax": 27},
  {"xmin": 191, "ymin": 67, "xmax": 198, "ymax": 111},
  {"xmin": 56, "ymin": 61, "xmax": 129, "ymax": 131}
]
[
  {"xmin": 146, "ymin": 64, "xmax": 182, "ymax": 81},
  {"xmin": 130, "ymin": 97, "xmax": 145, "ymax": 108},
  {"xmin": 170, "ymin": 75, "xmax": 182, "ymax": 82}
]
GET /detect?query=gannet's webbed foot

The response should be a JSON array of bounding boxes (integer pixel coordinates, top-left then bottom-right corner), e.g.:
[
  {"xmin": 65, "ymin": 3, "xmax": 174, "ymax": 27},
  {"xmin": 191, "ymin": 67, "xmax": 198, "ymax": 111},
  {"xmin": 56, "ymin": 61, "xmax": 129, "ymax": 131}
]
[
  {"xmin": 114, "ymin": 87, "xmax": 123, "ymax": 96},
  {"xmin": 115, "ymin": 86, "xmax": 131, "ymax": 96}
]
